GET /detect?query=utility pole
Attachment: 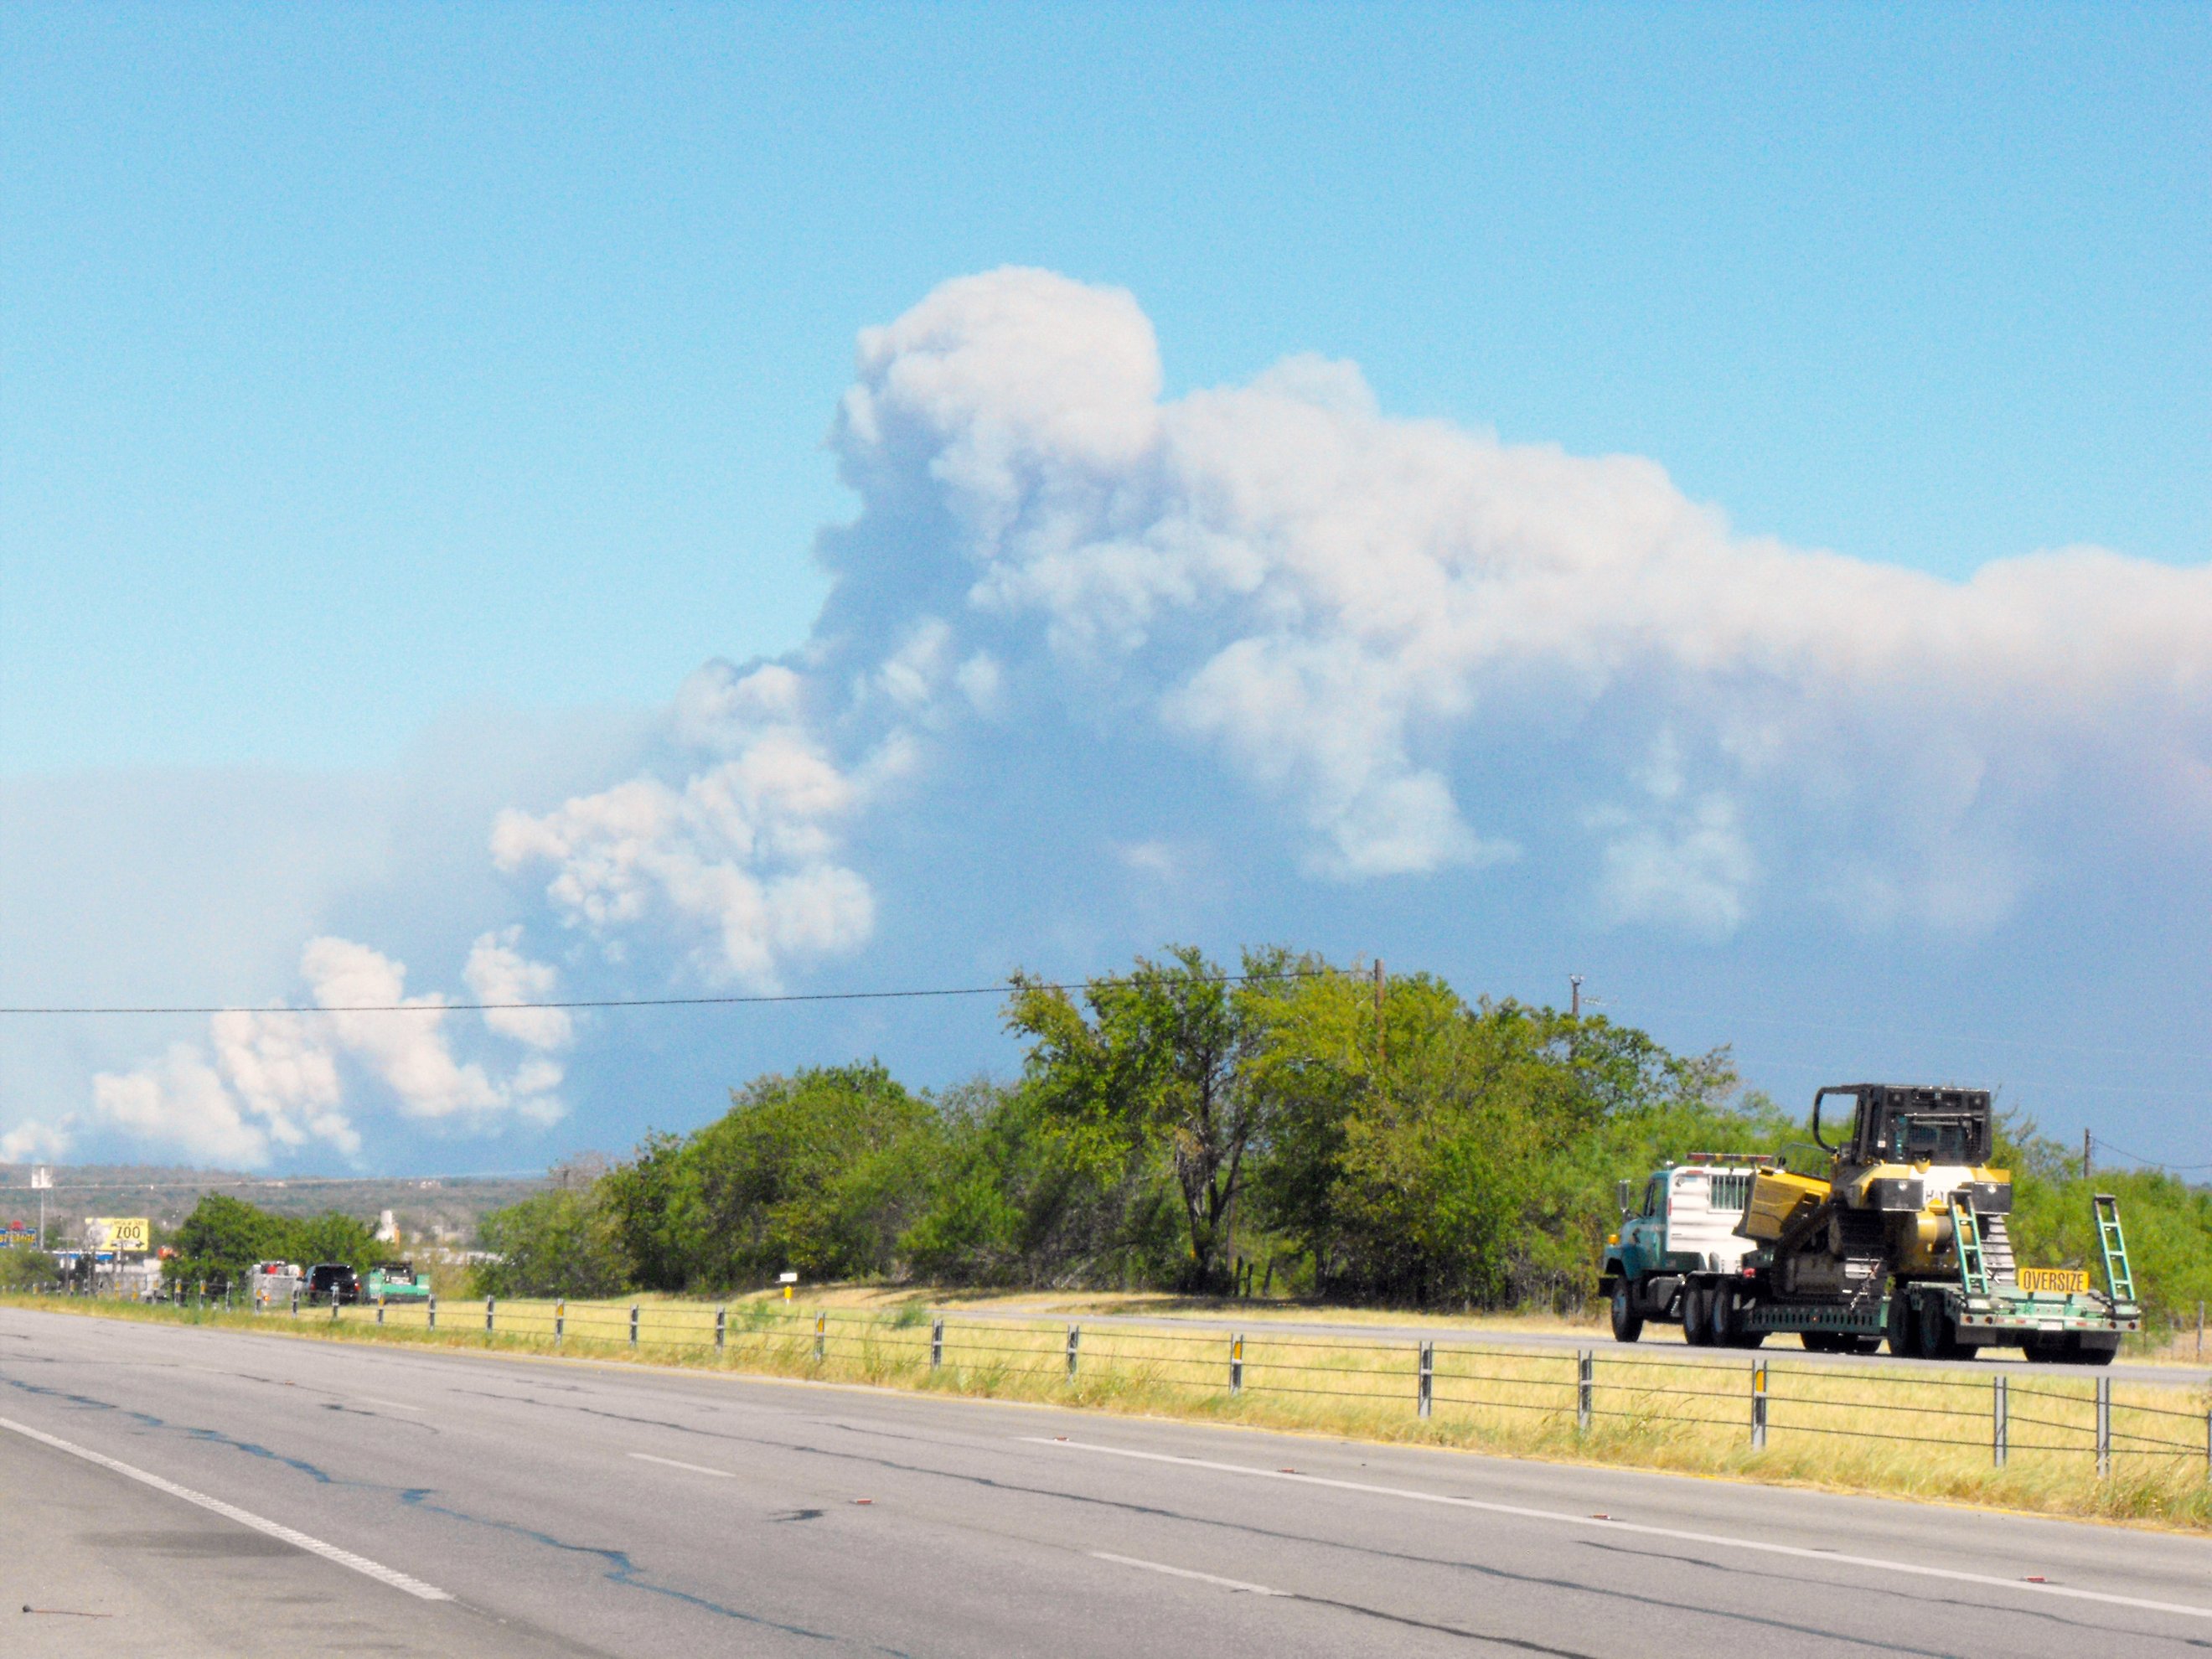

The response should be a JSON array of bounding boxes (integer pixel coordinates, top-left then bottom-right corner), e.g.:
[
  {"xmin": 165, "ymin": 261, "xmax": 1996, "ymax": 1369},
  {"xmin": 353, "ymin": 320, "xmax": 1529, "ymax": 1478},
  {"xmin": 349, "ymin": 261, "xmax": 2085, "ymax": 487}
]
[
  {"xmin": 1569, "ymin": 975, "xmax": 1583, "ymax": 1019},
  {"xmin": 33, "ymin": 1166, "xmax": 50, "ymax": 1251},
  {"xmin": 2083, "ymin": 1129, "xmax": 2092, "ymax": 1182},
  {"xmin": 1372, "ymin": 959, "xmax": 1386, "ymax": 1072}
]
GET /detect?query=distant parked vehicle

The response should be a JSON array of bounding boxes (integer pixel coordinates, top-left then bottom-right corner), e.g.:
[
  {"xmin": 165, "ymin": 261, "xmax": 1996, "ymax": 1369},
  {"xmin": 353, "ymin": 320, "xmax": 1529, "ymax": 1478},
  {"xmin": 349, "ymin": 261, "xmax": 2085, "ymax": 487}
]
[
  {"xmin": 362, "ymin": 1261, "xmax": 430, "ymax": 1304},
  {"xmin": 306, "ymin": 1263, "xmax": 361, "ymax": 1305},
  {"xmin": 252, "ymin": 1260, "xmax": 304, "ymax": 1306}
]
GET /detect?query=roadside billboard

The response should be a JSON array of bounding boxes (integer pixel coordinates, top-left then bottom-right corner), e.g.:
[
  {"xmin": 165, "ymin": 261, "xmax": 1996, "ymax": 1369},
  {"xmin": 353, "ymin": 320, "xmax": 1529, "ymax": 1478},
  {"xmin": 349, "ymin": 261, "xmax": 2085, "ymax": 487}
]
[{"xmin": 86, "ymin": 1217, "xmax": 152, "ymax": 1254}]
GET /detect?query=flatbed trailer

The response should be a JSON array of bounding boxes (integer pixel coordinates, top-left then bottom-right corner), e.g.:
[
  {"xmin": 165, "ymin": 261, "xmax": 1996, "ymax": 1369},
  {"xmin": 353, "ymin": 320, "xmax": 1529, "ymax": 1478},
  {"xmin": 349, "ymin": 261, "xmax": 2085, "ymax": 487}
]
[{"xmin": 1708, "ymin": 1193, "xmax": 2142, "ymax": 1363}]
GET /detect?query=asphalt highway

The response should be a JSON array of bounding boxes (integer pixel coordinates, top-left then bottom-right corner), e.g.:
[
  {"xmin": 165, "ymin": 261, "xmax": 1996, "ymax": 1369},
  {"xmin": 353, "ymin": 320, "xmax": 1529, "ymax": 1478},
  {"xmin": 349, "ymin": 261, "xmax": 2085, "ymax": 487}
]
[{"xmin": 3, "ymin": 1305, "xmax": 2207, "ymax": 1657}]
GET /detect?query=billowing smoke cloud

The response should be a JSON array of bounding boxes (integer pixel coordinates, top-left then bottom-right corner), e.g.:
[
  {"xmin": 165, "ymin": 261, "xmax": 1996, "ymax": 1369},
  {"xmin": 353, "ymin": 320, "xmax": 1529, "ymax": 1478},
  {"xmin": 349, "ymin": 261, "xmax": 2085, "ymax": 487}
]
[
  {"xmin": 28, "ymin": 933, "xmax": 575, "ymax": 1167},
  {"xmin": 11, "ymin": 267, "xmax": 2206, "ymax": 1165},
  {"xmin": 510, "ymin": 266, "xmax": 2208, "ymax": 982}
]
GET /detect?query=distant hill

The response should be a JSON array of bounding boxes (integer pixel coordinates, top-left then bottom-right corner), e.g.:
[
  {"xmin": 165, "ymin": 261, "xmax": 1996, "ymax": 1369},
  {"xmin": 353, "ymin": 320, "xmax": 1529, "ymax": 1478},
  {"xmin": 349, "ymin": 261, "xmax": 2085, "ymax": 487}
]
[{"xmin": 0, "ymin": 1162, "xmax": 550, "ymax": 1249}]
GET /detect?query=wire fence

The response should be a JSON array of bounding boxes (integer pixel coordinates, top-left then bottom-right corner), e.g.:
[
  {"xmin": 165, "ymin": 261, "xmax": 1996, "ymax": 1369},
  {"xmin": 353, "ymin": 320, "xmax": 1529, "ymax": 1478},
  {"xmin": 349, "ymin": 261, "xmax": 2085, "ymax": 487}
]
[{"xmin": 16, "ymin": 1280, "xmax": 2211, "ymax": 1481}]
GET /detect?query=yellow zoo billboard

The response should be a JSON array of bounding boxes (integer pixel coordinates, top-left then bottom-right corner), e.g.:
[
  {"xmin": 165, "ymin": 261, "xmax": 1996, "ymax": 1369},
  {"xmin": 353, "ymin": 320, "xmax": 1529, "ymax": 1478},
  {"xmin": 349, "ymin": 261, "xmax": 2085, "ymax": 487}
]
[{"xmin": 88, "ymin": 1217, "xmax": 151, "ymax": 1254}]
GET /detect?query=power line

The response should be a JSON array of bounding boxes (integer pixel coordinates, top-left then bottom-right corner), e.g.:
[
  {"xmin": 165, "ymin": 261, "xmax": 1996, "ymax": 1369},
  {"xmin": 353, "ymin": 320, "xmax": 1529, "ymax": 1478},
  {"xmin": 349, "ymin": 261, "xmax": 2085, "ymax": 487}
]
[
  {"xmin": 2085, "ymin": 1137, "xmax": 2212, "ymax": 1173},
  {"xmin": 0, "ymin": 967, "xmax": 1324, "ymax": 1019}
]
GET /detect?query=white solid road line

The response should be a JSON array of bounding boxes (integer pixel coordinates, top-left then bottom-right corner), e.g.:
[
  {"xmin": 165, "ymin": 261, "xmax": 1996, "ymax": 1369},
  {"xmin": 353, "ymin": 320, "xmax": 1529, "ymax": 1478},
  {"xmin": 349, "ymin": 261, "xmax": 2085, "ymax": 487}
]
[
  {"xmin": 1025, "ymin": 1437, "xmax": 2212, "ymax": 1624},
  {"xmin": 1091, "ymin": 1551, "xmax": 1280, "ymax": 1595},
  {"xmin": 0, "ymin": 1414, "xmax": 452, "ymax": 1602},
  {"xmin": 355, "ymin": 1396, "xmax": 425, "ymax": 1412},
  {"xmin": 628, "ymin": 1451, "xmax": 736, "ymax": 1478}
]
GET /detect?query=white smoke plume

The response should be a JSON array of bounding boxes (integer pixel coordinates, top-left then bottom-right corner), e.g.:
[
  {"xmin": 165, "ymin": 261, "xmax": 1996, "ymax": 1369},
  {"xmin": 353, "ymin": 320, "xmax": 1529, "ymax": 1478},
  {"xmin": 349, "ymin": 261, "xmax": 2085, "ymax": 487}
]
[
  {"xmin": 59, "ymin": 934, "xmax": 575, "ymax": 1166},
  {"xmin": 514, "ymin": 266, "xmax": 2208, "ymax": 974}
]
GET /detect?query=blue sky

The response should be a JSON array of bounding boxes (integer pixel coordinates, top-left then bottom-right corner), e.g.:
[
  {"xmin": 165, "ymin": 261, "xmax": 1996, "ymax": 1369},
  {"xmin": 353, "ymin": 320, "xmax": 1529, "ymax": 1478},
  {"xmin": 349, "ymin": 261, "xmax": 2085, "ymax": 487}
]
[{"xmin": 2, "ymin": 6, "xmax": 2206, "ymax": 1173}]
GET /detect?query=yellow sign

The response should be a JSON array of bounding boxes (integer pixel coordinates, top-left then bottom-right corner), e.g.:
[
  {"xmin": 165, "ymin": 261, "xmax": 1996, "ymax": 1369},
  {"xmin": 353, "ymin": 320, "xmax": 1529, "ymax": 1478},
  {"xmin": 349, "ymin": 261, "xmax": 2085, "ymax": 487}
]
[
  {"xmin": 88, "ymin": 1217, "xmax": 151, "ymax": 1254},
  {"xmin": 2018, "ymin": 1266, "xmax": 2090, "ymax": 1294}
]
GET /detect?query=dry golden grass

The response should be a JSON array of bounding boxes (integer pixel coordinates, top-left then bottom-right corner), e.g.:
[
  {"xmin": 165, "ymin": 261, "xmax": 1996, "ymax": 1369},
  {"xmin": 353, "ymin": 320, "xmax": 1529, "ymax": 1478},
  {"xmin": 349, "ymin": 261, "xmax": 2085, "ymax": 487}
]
[{"xmin": 13, "ymin": 1289, "xmax": 2208, "ymax": 1532}]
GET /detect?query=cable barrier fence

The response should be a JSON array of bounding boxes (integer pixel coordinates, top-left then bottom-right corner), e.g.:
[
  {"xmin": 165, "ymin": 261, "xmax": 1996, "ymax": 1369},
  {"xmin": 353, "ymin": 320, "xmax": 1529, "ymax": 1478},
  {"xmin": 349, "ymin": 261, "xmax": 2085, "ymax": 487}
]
[{"xmin": 17, "ymin": 1283, "xmax": 2211, "ymax": 1483}]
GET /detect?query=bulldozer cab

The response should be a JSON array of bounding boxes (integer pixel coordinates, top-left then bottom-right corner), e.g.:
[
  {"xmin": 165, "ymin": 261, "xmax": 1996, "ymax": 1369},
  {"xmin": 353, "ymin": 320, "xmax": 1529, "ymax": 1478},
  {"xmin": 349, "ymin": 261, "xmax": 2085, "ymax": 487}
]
[{"xmin": 1814, "ymin": 1084, "xmax": 1992, "ymax": 1170}]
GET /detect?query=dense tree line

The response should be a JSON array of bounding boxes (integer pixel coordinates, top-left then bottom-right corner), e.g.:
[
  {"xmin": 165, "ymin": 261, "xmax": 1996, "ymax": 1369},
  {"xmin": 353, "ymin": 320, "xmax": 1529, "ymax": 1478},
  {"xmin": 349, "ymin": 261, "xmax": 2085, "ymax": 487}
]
[
  {"xmin": 478, "ymin": 949, "xmax": 1798, "ymax": 1309},
  {"xmin": 150, "ymin": 948, "xmax": 2212, "ymax": 1332}
]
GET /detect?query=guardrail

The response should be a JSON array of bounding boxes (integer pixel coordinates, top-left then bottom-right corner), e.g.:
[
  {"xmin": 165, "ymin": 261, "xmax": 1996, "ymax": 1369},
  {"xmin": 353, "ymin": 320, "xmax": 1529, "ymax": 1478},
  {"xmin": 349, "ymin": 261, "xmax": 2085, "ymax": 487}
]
[{"xmin": 15, "ymin": 1282, "xmax": 2209, "ymax": 1483}]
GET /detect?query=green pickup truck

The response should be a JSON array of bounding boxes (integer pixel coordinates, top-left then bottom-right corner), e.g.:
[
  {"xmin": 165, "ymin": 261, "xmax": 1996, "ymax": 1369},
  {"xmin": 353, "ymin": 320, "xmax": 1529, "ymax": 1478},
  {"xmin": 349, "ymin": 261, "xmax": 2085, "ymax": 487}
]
[{"xmin": 362, "ymin": 1261, "xmax": 431, "ymax": 1304}]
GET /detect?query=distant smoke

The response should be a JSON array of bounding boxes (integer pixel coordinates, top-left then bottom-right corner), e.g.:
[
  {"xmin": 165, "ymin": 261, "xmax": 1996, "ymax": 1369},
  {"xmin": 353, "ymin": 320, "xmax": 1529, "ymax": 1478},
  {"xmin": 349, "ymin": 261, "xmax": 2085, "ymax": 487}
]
[
  {"xmin": 32, "ymin": 933, "xmax": 574, "ymax": 1167},
  {"xmin": 506, "ymin": 266, "xmax": 2209, "ymax": 983}
]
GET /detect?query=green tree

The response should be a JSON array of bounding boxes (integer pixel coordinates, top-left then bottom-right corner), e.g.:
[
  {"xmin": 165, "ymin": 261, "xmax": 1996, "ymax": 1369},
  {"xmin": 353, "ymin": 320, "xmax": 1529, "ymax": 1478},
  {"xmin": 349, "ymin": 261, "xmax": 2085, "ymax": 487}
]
[
  {"xmin": 674, "ymin": 1062, "xmax": 936, "ymax": 1286},
  {"xmin": 1005, "ymin": 945, "xmax": 1305, "ymax": 1291},
  {"xmin": 166, "ymin": 1194, "xmax": 289, "ymax": 1290},
  {"xmin": 0, "ymin": 1247, "xmax": 59, "ymax": 1290},
  {"xmin": 473, "ymin": 1188, "xmax": 628, "ymax": 1297},
  {"xmin": 1248, "ymin": 969, "xmax": 1757, "ymax": 1307}
]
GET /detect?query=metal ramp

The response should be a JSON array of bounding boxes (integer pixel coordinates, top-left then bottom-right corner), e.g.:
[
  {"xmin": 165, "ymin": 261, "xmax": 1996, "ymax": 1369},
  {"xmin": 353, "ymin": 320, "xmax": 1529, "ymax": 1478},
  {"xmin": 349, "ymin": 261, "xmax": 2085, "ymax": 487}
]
[
  {"xmin": 1978, "ymin": 1212, "xmax": 2017, "ymax": 1284},
  {"xmin": 1951, "ymin": 1198, "xmax": 1992, "ymax": 1298},
  {"xmin": 2093, "ymin": 1193, "xmax": 2136, "ymax": 1306}
]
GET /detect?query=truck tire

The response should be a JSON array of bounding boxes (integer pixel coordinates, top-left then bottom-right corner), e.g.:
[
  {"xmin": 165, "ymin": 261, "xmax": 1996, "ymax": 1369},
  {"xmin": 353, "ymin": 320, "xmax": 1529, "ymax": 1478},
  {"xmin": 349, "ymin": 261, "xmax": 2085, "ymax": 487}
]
[
  {"xmin": 1711, "ymin": 1287, "xmax": 1767, "ymax": 1349},
  {"xmin": 1800, "ymin": 1331, "xmax": 1839, "ymax": 1353},
  {"xmin": 1886, "ymin": 1293, "xmax": 1922, "ymax": 1359},
  {"xmin": 1917, "ymin": 1295, "xmax": 1967, "ymax": 1361},
  {"xmin": 1610, "ymin": 1279, "xmax": 1644, "ymax": 1344},
  {"xmin": 1682, "ymin": 1284, "xmax": 1712, "ymax": 1346}
]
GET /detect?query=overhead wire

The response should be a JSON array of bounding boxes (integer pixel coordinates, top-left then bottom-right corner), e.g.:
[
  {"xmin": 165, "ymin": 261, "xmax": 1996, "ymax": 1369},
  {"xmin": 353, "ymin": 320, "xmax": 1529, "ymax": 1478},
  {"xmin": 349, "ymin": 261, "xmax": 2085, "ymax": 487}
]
[{"xmin": 0, "ymin": 966, "xmax": 1326, "ymax": 1019}]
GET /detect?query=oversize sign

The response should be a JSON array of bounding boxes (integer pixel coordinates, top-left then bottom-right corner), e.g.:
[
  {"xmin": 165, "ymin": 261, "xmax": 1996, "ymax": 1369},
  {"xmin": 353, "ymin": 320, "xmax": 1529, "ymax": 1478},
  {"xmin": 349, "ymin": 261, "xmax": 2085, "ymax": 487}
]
[
  {"xmin": 2018, "ymin": 1266, "xmax": 2091, "ymax": 1294},
  {"xmin": 87, "ymin": 1217, "xmax": 151, "ymax": 1254}
]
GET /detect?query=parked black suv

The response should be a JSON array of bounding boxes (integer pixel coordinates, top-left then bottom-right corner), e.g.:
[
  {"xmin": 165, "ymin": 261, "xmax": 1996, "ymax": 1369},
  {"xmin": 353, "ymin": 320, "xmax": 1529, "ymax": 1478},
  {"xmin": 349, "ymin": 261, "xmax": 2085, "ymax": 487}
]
[{"xmin": 306, "ymin": 1263, "xmax": 360, "ymax": 1305}]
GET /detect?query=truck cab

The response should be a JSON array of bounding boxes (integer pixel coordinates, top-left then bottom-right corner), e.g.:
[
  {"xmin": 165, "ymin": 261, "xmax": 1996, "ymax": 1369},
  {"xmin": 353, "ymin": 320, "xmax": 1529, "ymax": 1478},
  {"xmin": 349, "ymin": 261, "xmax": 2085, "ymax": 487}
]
[{"xmin": 1601, "ymin": 1155, "xmax": 1769, "ymax": 1342}]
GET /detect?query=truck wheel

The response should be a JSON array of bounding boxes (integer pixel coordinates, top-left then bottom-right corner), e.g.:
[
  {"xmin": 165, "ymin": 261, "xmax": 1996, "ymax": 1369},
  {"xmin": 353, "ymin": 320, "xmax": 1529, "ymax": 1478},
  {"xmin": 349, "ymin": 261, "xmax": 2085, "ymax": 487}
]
[
  {"xmin": 1682, "ymin": 1284, "xmax": 1711, "ymax": 1346},
  {"xmin": 1918, "ymin": 1296, "xmax": 1962, "ymax": 1361},
  {"xmin": 1886, "ymin": 1293, "xmax": 1921, "ymax": 1359},
  {"xmin": 1800, "ymin": 1331, "xmax": 1837, "ymax": 1353},
  {"xmin": 1610, "ymin": 1280, "xmax": 1644, "ymax": 1343}
]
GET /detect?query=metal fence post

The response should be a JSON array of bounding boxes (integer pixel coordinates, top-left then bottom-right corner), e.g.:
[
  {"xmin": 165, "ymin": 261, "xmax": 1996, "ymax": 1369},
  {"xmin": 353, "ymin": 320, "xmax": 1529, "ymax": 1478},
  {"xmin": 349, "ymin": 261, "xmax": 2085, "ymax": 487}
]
[
  {"xmin": 1992, "ymin": 1375, "xmax": 2008, "ymax": 1469},
  {"xmin": 375, "ymin": 1295, "xmax": 385, "ymax": 1327},
  {"xmin": 555, "ymin": 1299, "xmax": 565, "ymax": 1347},
  {"xmin": 1577, "ymin": 1349, "xmax": 1593, "ymax": 1435},
  {"xmin": 814, "ymin": 1310, "xmax": 826, "ymax": 1364},
  {"xmin": 1750, "ymin": 1358, "xmax": 1769, "ymax": 1451},
  {"xmin": 427, "ymin": 1292, "xmax": 437, "ymax": 1331},
  {"xmin": 290, "ymin": 1287, "xmax": 298, "ymax": 1318},
  {"xmin": 715, "ymin": 1306, "xmax": 726, "ymax": 1351},
  {"xmin": 629, "ymin": 1304, "xmax": 639, "ymax": 1348},
  {"xmin": 485, "ymin": 1295, "xmax": 495, "ymax": 1336},
  {"xmin": 930, "ymin": 1315, "xmax": 944, "ymax": 1369},
  {"xmin": 1065, "ymin": 1324, "xmax": 1080, "ymax": 1381},
  {"xmin": 2096, "ymin": 1377, "xmax": 2111, "ymax": 1478},
  {"xmin": 330, "ymin": 1293, "xmax": 339, "ymax": 1323},
  {"xmin": 1417, "ymin": 1341, "xmax": 1434, "ymax": 1418},
  {"xmin": 1230, "ymin": 1332, "xmax": 1243, "ymax": 1396}
]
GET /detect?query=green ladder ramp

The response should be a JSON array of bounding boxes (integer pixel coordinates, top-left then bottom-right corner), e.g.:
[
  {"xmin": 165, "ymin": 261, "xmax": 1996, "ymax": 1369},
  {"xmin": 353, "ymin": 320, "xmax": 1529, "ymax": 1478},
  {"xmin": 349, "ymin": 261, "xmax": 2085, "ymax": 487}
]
[
  {"xmin": 1951, "ymin": 1198, "xmax": 1991, "ymax": 1298},
  {"xmin": 2092, "ymin": 1194, "xmax": 2135, "ymax": 1305}
]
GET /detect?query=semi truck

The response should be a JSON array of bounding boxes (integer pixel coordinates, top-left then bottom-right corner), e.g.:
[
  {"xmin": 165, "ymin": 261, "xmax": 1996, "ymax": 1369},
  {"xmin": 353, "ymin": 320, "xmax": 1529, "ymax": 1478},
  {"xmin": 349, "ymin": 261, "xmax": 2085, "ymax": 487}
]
[{"xmin": 1600, "ymin": 1083, "xmax": 2141, "ymax": 1364}]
